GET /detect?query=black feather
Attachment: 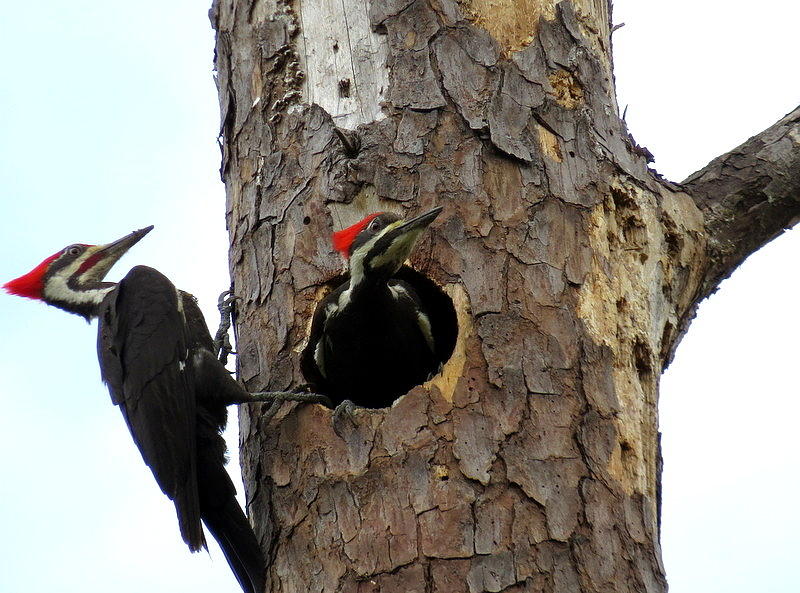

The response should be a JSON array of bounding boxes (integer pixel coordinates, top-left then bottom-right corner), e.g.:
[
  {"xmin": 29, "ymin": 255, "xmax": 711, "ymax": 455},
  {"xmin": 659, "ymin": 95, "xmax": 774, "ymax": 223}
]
[
  {"xmin": 97, "ymin": 265, "xmax": 265, "ymax": 590},
  {"xmin": 302, "ymin": 265, "xmax": 456, "ymax": 408}
]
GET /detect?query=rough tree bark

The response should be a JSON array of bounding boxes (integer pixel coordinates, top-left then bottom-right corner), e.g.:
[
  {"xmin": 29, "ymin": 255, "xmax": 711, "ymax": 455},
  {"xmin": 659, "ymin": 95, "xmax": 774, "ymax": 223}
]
[{"xmin": 210, "ymin": 1, "xmax": 800, "ymax": 591}]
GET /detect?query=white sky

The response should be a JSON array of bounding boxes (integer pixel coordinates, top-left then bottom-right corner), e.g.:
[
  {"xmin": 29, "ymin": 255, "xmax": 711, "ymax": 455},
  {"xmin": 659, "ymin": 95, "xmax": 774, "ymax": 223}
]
[
  {"xmin": 0, "ymin": 2, "xmax": 797, "ymax": 592},
  {"xmin": 613, "ymin": 2, "xmax": 800, "ymax": 592}
]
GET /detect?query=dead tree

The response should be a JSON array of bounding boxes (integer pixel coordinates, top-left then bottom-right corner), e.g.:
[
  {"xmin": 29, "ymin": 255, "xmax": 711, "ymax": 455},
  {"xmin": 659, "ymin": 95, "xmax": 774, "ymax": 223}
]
[{"xmin": 211, "ymin": 1, "xmax": 800, "ymax": 591}]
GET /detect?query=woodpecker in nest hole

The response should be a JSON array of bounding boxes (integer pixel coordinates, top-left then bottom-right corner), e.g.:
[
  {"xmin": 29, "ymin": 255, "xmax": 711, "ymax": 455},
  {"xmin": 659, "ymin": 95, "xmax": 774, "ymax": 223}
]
[{"xmin": 302, "ymin": 206, "xmax": 456, "ymax": 410}]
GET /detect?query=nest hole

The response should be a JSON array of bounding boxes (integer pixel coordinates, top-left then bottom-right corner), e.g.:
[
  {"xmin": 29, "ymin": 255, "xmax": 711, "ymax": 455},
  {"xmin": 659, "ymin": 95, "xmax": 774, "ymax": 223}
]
[{"xmin": 300, "ymin": 265, "xmax": 458, "ymax": 408}]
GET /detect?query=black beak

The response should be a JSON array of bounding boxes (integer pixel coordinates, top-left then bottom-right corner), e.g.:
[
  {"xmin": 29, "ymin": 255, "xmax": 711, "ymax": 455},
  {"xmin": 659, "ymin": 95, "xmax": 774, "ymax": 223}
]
[
  {"xmin": 97, "ymin": 225, "xmax": 154, "ymax": 261},
  {"xmin": 395, "ymin": 207, "xmax": 443, "ymax": 235},
  {"xmin": 361, "ymin": 207, "xmax": 442, "ymax": 276},
  {"xmin": 87, "ymin": 225, "xmax": 154, "ymax": 281}
]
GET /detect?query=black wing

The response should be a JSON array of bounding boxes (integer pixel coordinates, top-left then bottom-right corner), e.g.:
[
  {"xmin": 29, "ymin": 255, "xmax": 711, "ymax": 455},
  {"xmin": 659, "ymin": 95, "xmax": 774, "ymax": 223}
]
[
  {"xmin": 394, "ymin": 265, "xmax": 457, "ymax": 364},
  {"xmin": 97, "ymin": 265, "xmax": 205, "ymax": 551}
]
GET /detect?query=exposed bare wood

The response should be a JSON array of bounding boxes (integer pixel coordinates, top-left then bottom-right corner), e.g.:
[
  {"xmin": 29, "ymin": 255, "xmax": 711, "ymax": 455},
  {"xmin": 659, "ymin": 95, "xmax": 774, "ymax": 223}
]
[
  {"xmin": 210, "ymin": 0, "xmax": 798, "ymax": 591},
  {"xmin": 296, "ymin": 0, "xmax": 389, "ymax": 128}
]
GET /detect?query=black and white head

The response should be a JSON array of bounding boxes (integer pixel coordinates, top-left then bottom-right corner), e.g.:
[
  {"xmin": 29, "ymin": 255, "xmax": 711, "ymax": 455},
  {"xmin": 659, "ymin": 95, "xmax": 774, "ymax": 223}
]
[
  {"xmin": 332, "ymin": 207, "xmax": 442, "ymax": 286},
  {"xmin": 4, "ymin": 226, "xmax": 153, "ymax": 319}
]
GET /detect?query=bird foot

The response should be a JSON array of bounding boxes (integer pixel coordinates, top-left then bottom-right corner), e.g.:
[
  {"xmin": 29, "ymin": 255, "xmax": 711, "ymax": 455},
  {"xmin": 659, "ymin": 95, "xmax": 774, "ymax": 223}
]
[
  {"xmin": 213, "ymin": 290, "xmax": 239, "ymax": 364},
  {"xmin": 332, "ymin": 399, "xmax": 359, "ymax": 440},
  {"xmin": 249, "ymin": 391, "xmax": 333, "ymax": 408}
]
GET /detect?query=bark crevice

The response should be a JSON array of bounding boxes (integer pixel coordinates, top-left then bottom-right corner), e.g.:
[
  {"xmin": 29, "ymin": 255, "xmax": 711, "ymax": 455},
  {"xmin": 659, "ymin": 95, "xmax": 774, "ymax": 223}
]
[
  {"xmin": 681, "ymin": 105, "xmax": 800, "ymax": 301},
  {"xmin": 211, "ymin": 1, "xmax": 797, "ymax": 592}
]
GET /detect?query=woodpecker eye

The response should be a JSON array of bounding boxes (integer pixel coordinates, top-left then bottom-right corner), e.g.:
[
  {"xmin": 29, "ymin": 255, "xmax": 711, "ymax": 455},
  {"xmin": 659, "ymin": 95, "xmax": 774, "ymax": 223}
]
[
  {"xmin": 66, "ymin": 246, "xmax": 82, "ymax": 256},
  {"xmin": 368, "ymin": 218, "xmax": 383, "ymax": 232}
]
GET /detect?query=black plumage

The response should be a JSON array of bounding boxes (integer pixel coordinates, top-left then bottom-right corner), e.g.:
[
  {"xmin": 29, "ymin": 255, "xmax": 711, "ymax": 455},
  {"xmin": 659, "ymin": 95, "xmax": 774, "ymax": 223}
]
[
  {"xmin": 302, "ymin": 208, "xmax": 456, "ymax": 408},
  {"xmin": 99, "ymin": 265, "xmax": 265, "ymax": 593},
  {"xmin": 4, "ymin": 228, "xmax": 273, "ymax": 593},
  {"xmin": 305, "ymin": 276, "xmax": 435, "ymax": 408}
]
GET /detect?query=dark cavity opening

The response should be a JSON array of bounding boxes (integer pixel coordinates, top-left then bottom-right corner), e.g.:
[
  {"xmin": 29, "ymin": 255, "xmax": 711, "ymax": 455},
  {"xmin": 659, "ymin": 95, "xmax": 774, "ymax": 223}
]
[{"xmin": 300, "ymin": 265, "xmax": 458, "ymax": 409}]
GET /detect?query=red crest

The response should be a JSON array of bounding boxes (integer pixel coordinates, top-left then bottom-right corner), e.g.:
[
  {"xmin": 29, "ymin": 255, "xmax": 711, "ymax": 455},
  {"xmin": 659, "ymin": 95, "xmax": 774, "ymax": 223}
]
[
  {"xmin": 3, "ymin": 251, "xmax": 63, "ymax": 300},
  {"xmin": 332, "ymin": 213, "xmax": 382, "ymax": 258}
]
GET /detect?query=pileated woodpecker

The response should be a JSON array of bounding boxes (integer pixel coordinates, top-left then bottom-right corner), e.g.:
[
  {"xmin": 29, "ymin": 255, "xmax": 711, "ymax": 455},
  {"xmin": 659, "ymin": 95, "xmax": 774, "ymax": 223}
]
[
  {"xmin": 4, "ymin": 226, "xmax": 322, "ymax": 593},
  {"xmin": 302, "ymin": 207, "xmax": 449, "ymax": 409}
]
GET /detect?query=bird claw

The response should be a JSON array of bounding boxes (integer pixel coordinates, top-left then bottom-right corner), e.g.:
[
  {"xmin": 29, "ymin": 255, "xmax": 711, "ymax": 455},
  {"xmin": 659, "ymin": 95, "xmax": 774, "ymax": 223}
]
[
  {"xmin": 332, "ymin": 399, "xmax": 359, "ymax": 440},
  {"xmin": 217, "ymin": 290, "xmax": 240, "ymax": 312},
  {"xmin": 214, "ymin": 290, "xmax": 240, "ymax": 363}
]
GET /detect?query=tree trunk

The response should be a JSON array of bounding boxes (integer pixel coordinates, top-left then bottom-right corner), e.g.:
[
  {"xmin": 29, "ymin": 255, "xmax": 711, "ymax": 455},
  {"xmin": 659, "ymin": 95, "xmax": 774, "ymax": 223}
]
[{"xmin": 211, "ymin": 1, "xmax": 800, "ymax": 591}]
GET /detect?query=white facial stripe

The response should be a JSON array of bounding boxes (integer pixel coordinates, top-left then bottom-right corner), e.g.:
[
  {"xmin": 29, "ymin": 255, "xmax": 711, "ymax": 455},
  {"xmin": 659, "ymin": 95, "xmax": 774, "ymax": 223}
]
[
  {"xmin": 368, "ymin": 228, "xmax": 423, "ymax": 272},
  {"xmin": 349, "ymin": 230, "xmax": 383, "ymax": 281},
  {"xmin": 43, "ymin": 274, "xmax": 113, "ymax": 306},
  {"xmin": 63, "ymin": 247, "xmax": 98, "ymax": 276},
  {"xmin": 339, "ymin": 221, "xmax": 425, "ymax": 312},
  {"xmin": 339, "ymin": 229, "xmax": 385, "ymax": 311},
  {"xmin": 72, "ymin": 246, "xmax": 106, "ymax": 282},
  {"xmin": 41, "ymin": 246, "xmax": 108, "ymax": 306}
]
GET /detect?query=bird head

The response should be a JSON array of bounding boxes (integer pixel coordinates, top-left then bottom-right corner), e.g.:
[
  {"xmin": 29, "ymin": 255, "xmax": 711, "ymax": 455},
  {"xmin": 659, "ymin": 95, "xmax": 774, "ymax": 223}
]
[
  {"xmin": 4, "ymin": 225, "xmax": 153, "ymax": 317},
  {"xmin": 332, "ymin": 207, "xmax": 442, "ymax": 285}
]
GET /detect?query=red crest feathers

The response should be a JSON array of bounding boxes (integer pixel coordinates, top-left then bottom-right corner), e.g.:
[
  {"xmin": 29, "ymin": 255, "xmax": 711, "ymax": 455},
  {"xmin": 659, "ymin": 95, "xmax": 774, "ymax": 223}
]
[
  {"xmin": 3, "ymin": 251, "xmax": 63, "ymax": 300},
  {"xmin": 332, "ymin": 213, "xmax": 382, "ymax": 258}
]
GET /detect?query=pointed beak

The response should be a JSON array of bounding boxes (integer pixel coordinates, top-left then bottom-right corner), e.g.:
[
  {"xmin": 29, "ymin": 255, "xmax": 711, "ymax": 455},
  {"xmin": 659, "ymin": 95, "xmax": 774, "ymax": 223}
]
[
  {"xmin": 86, "ymin": 225, "xmax": 154, "ymax": 281},
  {"xmin": 98, "ymin": 225, "xmax": 154, "ymax": 259},
  {"xmin": 364, "ymin": 207, "xmax": 442, "ymax": 274},
  {"xmin": 395, "ymin": 207, "xmax": 443, "ymax": 236}
]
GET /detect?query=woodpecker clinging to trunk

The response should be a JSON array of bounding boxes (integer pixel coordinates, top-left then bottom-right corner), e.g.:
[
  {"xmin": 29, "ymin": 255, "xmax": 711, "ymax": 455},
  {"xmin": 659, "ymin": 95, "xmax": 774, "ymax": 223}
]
[
  {"xmin": 3, "ymin": 226, "xmax": 324, "ymax": 593},
  {"xmin": 302, "ymin": 206, "xmax": 451, "ymax": 409}
]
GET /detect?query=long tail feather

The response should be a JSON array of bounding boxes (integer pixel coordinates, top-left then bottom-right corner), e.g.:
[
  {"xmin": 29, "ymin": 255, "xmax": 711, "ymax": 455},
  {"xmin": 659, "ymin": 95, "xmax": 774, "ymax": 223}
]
[{"xmin": 202, "ymin": 498, "xmax": 266, "ymax": 593}]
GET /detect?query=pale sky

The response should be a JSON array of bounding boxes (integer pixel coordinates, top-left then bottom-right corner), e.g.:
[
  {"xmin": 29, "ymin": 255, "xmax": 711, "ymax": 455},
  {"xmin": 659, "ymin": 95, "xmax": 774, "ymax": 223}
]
[
  {"xmin": 613, "ymin": 2, "xmax": 800, "ymax": 592},
  {"xmin": 1, "ymin": 2, "xmax": 797, "ymax": 592}
]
